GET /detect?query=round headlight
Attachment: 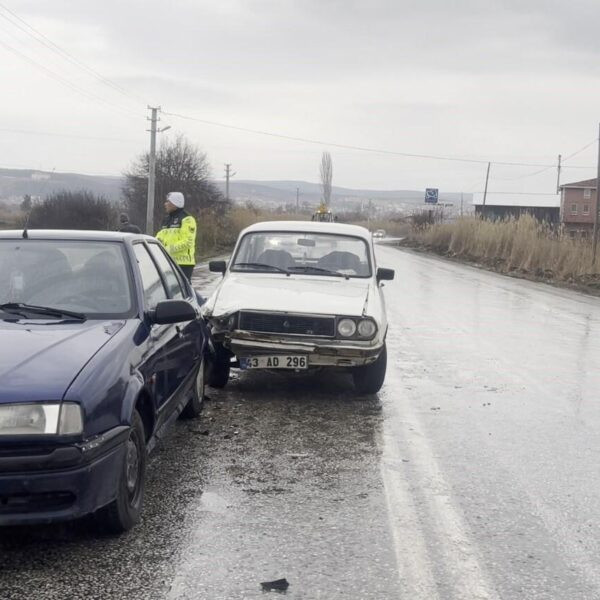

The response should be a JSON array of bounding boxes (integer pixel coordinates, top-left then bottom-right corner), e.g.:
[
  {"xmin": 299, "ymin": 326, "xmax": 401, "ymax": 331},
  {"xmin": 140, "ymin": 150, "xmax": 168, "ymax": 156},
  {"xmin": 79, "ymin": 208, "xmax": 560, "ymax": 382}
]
[
  {"xmin": 357, "ymin": 319, "xmax": 377, "ymax": 338},
  {"xmin": 337, "ymin": 318, "xmax": 357, "ymax": 337}
]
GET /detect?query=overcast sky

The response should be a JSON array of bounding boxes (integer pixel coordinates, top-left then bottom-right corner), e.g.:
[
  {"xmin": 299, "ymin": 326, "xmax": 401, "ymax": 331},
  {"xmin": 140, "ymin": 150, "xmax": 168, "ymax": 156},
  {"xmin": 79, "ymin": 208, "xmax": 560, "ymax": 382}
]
[{"xmin": 2, "ymin": 0, "xmax": 600, "ymax": 202}]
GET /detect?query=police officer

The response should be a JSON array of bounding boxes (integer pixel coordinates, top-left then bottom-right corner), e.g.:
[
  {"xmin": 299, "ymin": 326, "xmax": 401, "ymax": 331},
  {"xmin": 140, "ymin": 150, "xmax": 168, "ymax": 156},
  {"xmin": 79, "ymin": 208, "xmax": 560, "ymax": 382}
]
[{"xmin": 156, "ymin": 192, "xmax": 197, "ymax": 281}]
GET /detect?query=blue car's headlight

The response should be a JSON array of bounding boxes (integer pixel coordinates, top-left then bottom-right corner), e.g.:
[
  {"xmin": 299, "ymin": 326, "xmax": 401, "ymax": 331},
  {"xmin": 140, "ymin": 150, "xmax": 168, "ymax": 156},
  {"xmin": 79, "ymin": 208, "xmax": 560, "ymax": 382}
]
[{"xmin": 0, "ymin": 403, "xmax": 83, "ymax": 436}]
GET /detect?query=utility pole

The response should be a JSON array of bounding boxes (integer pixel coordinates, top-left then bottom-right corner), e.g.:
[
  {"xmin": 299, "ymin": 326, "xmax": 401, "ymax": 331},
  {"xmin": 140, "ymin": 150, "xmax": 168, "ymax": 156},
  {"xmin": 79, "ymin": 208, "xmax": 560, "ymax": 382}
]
[
  {"xmin": 145, "ymin": 107, "xmax": 170, "ymax": 234},
  {"xmin": 146, "ymin": 106, "xmax": 159, "ymax": 235},
  {"xmin": 592, "ymin": 124, "xmax": 600, "ymax": 266},
  {"xmin": 460, "ymin": 192, "xmax": 464, "ymax": 217},
  {"xmin": 224, "ymin": 164, "xmax": 236, "ymax": 202},
  {"xmin": 296, "ymin": 187, "xmax": 300, "ymax": 211},
  {"xmin": 556, "ymin": 154, "xmax": 562, "ymax": 194},
  {"xmin": 482, "ymin": 162, "xmax": 491, "ymax": 207}
]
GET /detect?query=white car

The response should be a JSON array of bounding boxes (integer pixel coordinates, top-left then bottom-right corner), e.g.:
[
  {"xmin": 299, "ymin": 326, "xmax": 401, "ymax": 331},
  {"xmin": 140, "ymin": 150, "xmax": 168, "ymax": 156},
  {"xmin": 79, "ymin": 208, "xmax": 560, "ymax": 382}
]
[
  {"xmin": 373, "ymin": 229, "xmax": 386, "ymax": 238},
  {"xmin": 203, "ymin": 221, "xmax": 394, "ymax": 394}
]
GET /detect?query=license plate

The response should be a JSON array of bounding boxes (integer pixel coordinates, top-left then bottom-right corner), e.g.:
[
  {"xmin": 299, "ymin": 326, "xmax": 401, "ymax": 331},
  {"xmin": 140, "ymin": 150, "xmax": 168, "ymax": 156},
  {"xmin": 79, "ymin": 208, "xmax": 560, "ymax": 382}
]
[{"xmin": 240, "ymin": 355, "xmax": 308, "ymax": 370}]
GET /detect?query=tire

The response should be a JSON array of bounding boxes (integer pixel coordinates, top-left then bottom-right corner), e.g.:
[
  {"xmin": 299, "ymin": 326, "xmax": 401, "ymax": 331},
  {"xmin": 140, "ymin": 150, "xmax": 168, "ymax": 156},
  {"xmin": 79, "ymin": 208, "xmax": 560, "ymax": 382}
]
[
  {"xmin": 180, "ymin": 358, "xmax": 205, "ymax": 419},
  {"xmin": 352, "ymin": 344, "xmax": 387, "ymax": 395},
  {"xmin": 207, "ymin": 343, "xmax": 230, "ymax": 388},
  {"xmin": 96, "ymin": 410, "xmax": 146, "ymax": 534}
]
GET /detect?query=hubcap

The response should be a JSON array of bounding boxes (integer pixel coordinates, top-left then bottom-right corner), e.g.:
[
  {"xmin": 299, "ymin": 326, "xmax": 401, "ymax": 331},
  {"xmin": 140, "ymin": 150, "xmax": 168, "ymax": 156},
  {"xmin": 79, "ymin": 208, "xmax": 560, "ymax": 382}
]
[{"xmin": 125, "ymin": 436, "xmax": 140, "ymax": 494}]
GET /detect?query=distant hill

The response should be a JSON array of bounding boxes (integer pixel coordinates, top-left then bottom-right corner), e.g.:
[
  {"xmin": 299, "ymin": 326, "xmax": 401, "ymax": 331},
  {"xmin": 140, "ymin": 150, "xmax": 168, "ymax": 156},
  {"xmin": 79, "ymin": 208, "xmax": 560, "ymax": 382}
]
[
  {"xmin": 217, "ymin": 180, "xmax": 472, "ymax": 214},
  {"xmin": 0, "ymin": 168, "xmax": 472, "ymax": 214},
  {"xmin": 0, "ymin": 168, "xmax": 123, "ymax": 203}
]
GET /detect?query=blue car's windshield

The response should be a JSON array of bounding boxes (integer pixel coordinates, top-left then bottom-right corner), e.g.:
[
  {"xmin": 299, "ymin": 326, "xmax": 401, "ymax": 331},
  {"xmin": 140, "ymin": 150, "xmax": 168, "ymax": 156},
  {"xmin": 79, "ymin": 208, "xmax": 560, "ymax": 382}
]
[{"xmin": 0, "ymin": 240, "xmax": 134, "ymax": 319}]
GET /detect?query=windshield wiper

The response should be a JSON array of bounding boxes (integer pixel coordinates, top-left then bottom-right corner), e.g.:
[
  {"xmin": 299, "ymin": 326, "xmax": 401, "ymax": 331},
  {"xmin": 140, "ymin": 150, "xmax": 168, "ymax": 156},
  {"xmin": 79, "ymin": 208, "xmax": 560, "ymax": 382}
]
[
  {"xmin": 0, "ymin": 303, "xmax": 87, "ymax": 321},
  {"xmin": 288, "ymin": 265, "xmax": 347, "ymax": 278},
  {"xmin": 233, "ymin": 262, "xmax": 290, "ymax": 275}
]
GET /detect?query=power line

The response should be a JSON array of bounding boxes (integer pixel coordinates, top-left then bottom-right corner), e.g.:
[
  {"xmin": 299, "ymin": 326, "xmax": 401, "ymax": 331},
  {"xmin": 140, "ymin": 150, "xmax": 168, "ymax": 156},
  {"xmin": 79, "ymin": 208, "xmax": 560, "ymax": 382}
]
[
  {"xmin": 473, "ymin": 191, "xmax": 559, "ymax": 196},
  {"xmin": 162, "ymin": 109, "xmax": 595, "ymax": 170},
  {"xmin": 0, "ymin": 127, "xmax": 143, "ymax": 143},
  {"xmin": 493, "ymin": 164, "xmax": 555, "ymax": 181},
  {"xmin": 0, "ymin": 38, "xmax": 142, "ymax": 119},
  {"xmin": 483, "ymin": 138, "xmax": 598, "ymax": 183},
  {"xmin": 0, "ymin": 163, "xmax": 122, "ymax": 177},
  {"xmin": 0, "ymin": 2, "xmax": 146, "ymax": 106},
  {"xmin": 562, "ymin": 139, "xmax": 597, "ymax": 162}
]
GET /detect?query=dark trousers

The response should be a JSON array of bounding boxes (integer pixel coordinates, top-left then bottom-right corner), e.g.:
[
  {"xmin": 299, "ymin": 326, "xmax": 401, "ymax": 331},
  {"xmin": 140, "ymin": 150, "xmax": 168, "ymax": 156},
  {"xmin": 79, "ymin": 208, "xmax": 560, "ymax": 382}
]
[{"xmin": 180, "ymin": 265, "xmax": 195, "ymax": 282}]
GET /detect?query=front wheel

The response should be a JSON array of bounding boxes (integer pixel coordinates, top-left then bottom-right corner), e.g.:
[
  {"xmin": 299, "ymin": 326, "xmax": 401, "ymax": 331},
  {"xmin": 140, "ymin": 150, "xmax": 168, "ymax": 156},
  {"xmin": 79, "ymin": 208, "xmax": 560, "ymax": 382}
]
[
  {"xmin": 96, "ymin": 410, "xmax": 146, "ymax": 533},
  {"xmin": 352, "ymin": 344, "xmax": 387, "ymax": 395}
]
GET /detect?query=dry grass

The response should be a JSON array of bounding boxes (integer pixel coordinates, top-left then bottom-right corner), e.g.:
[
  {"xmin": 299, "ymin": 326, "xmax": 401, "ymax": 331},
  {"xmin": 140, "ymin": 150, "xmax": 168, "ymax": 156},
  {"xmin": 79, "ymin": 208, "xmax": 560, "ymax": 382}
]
[
  {"xmin": 0, "ymin": 205, "xmax": 23, "ymax": 230},
  {"xmin": 195, "ymin": 207, "xmax": 411, "ymax": 258},
  {"xmin": 352, "ymin": 218, "xmax": 411, "ymax": 237},
  {"xmin": 195, "ymin": 207, "xmax": 308, "ymax": 258},
  {"xmin": 409, "ymin": 215, "xmax": 600, "ymax": 282}
]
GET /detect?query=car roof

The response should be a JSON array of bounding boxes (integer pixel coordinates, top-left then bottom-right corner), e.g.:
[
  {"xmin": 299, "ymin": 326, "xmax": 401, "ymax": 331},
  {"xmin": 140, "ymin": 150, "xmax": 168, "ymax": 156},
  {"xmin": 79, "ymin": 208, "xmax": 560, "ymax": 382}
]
[
  {"xmin": 0, "ymin": 229, "xmax": 153, "ymax": 242},
  {"xmin": 241, "ymin": 220, "xmax": 371, "ymax": 239}
]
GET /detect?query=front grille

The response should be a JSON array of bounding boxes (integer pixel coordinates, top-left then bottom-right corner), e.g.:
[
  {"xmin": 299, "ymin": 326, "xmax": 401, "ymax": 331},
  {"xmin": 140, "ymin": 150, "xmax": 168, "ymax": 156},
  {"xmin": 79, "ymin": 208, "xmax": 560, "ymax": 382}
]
[{"xmin": 238, "ymin": 311, "xmax": 335, "ymax": 337}]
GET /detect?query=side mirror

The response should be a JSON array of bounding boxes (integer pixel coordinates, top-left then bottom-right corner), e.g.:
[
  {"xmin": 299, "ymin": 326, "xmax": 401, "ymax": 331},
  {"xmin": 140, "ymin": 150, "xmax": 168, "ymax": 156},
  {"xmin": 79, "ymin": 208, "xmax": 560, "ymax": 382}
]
[
  {"xmin": 376, "ymin": 267, "xmax": 395, "ymax": 282},
  {"xmin": 150, "ymin": 299, "xmax": 197, "ymax": 324},
  {"xmin": 209, "ymin": 260, "xmax": 227, "ymax": 274}
]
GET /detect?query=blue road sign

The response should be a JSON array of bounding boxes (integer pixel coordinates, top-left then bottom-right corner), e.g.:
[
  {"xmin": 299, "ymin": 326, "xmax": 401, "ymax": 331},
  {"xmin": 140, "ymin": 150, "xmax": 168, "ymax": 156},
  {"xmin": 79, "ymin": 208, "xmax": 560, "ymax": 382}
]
[{"xmin": 425, "ymin": 188, "xmax": 439, "ymax": 204}]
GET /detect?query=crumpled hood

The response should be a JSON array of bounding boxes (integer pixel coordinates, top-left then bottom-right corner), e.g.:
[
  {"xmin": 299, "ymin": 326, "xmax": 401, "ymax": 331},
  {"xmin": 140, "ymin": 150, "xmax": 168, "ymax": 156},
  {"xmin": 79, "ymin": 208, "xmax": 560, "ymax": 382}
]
[
  {"xmin": 209, "ymin": 274, "xmax": 371, "ymax": 317},
  {"xmin": 0, "ymin": 320, "xmax": 124, "ymax": 403}
]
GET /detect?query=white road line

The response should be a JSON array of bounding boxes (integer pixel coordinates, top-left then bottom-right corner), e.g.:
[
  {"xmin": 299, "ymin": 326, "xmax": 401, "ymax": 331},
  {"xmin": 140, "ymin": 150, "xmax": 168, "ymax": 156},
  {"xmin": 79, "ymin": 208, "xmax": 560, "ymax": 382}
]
[
  {"xmin": 381, "ymin": 431, "xmax": 441, "ymax": 600},
  {"xmin": 380, "ymin": 337, "xmax": 500, "ymax": 600}
]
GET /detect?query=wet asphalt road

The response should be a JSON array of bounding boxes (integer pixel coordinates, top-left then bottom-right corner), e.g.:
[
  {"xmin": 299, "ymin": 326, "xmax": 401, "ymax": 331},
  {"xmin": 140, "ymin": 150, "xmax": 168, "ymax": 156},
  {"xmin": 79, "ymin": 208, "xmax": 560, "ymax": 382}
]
[{"xmin": 2, "ymin": 246, "xmax": 600, "ymax": 599}]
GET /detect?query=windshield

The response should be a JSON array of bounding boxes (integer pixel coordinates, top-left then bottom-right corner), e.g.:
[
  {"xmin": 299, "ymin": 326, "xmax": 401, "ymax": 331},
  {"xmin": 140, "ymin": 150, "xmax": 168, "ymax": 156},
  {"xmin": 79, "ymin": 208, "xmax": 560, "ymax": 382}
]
[
  {"xmin": 231, "ymin": 231, "xmax": 372, "ymax": 278},
  {"xmin": 0, "ymin": 240, "xmax": 134, "ymax": 319}
]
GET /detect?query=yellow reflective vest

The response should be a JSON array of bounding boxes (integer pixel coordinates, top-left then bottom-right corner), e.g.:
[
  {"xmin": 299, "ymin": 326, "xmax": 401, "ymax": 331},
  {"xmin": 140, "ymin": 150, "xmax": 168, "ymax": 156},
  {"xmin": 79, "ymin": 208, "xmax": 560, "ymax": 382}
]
[{"xmin": 156, "ymin": 209, "xmax": 197, "ymax": 266}]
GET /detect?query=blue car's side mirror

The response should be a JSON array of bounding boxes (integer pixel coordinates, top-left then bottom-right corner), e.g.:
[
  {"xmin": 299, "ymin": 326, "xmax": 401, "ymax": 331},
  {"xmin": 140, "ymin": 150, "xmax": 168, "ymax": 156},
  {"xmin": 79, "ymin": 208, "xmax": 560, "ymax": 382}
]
[{"xmin": 150, "ymin": 300, "xmax": 197, "ymax": 325}]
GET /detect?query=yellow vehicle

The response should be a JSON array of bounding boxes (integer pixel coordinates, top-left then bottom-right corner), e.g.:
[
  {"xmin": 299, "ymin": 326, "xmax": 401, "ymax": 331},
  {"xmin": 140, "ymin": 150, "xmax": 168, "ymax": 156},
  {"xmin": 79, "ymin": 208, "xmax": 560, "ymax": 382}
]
[{"xmin": 312, "ymin": 202, "xmax": 335, "ymax": 222}]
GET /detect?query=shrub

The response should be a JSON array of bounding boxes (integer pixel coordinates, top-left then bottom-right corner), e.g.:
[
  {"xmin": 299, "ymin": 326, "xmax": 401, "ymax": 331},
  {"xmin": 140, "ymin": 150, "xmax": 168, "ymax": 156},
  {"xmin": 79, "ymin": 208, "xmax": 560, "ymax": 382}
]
[{"xmin": 28, "ymin": 191, "xmax": 117, "ymax": 230}]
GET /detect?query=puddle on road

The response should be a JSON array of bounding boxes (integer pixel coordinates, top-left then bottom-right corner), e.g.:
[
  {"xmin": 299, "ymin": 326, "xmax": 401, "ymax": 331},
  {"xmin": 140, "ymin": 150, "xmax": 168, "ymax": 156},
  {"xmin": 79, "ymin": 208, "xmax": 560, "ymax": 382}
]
[{"xmin": 197, "ymin": 491, "xmax": 229, "ymax": 514}]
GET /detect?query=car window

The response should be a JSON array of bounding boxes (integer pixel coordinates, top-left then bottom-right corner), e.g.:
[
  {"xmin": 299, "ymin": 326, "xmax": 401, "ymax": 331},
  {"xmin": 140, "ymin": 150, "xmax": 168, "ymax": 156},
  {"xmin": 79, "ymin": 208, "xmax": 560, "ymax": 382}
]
[
  {"xmin": 231, "ymin": 231, "xmax": 372, "ymax": 278},
  {"xmin": 146, "ymin": 243, "xmax": 185, "ymax": 299},
  {"xmin": 0, "ymin": 239, "xmax": 134, "ymax": 318},
  {"xmin": 133, "ymin": 244, "xmax": 168, "ymax": 309}
]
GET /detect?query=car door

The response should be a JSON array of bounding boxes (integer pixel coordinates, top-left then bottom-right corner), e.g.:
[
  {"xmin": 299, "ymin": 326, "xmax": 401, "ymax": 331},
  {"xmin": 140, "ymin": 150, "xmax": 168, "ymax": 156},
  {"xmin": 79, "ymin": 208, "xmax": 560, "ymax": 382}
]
[
  {"xmin": 146, "ymin": 242, "xmax": 199, "ymax": 395},
  {"xmin": 133, "ymin": 243, "xmax": 191, "ymax": 427}
]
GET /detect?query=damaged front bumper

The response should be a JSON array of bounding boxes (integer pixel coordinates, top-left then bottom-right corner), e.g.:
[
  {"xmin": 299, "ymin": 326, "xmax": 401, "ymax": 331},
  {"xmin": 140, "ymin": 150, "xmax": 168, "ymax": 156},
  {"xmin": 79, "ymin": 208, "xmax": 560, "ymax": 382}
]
[{"xmin": 220, "ymin": 330, "xmax": 384, "ymax": 368}]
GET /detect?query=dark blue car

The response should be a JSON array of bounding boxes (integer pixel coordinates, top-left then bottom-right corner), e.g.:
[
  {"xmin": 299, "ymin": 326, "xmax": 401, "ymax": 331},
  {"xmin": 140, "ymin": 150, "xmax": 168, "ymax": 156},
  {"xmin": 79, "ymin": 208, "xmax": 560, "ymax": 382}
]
[{"xmin": 0, "ymin": 230, "xmax": 209, "ymax": 532}]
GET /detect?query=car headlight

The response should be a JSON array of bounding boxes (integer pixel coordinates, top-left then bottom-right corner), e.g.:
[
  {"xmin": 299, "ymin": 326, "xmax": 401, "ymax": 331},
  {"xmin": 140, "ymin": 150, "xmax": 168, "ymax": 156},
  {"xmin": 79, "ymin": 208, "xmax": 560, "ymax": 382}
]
[
  {"xmin": 0, "ymin": 403, "xmax": 83, "ymax": 436},
  {"xmin": 337, "ymin": 318, "xmax": 357, "ymax": 337},
  {"xmin": 357, "ymin": 319, "xmax": 377, "ymax": 338}
]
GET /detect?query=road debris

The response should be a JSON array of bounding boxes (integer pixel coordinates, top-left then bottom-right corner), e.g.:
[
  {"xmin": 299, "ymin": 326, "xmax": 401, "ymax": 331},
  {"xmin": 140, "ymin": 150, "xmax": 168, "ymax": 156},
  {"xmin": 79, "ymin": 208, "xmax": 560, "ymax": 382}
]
[{"xmin": 260, "ymin": 578, "xmax": 290, "ymax": 592}]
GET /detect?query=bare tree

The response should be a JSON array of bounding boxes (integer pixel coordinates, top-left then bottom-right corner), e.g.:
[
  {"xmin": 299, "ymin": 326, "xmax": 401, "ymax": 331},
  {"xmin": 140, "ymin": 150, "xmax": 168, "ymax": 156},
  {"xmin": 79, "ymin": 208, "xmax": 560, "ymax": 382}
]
[
  {"xmin": 123, "ymin": 134, "xmax": 228, "ymax": 233},
  {"xmin": 320, "ymin": 151, "xmax": 333, "ymax": 207}
]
